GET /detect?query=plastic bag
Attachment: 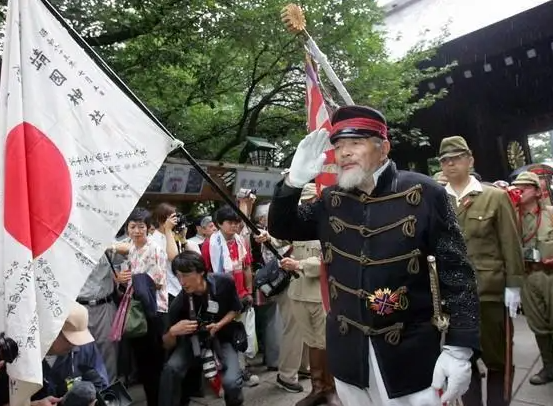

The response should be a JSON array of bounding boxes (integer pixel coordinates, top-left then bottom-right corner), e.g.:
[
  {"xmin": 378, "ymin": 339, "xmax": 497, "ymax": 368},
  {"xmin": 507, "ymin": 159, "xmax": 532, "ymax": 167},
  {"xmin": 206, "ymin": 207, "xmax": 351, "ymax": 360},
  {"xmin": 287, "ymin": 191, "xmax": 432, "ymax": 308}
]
[{"xmin": 239, "ymin": 307, "xmax": 258, "ymax": 359}]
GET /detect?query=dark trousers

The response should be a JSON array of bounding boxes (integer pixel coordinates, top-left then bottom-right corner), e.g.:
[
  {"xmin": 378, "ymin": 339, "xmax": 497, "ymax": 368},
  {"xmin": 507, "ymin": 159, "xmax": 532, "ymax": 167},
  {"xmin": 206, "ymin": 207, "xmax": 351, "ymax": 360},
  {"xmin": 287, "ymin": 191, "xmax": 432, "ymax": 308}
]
[
  {"xmin": 463, "ymin": 302, "xmax": 513, "ymax": 406},
  {"xmin": 167, "ymin": 294, "xmax": 204, "ymax": 401},
  {"xmin": 130, "ymin": 313, "xmax": 165, "ymax": 406},
  {"xmin": 159, "ymin": 339, "xmax": 243, "ymax": 406}
]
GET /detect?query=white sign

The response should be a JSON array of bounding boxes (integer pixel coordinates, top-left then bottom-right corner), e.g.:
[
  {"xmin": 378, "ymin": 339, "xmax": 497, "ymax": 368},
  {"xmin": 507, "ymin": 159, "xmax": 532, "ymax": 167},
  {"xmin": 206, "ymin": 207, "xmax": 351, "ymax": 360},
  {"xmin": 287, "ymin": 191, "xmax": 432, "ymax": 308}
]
[
  {"xmin": 234, "ymin": 170, "xmax": 283, "ymax": 197},
  {"xmin": 0, "ymin": 1, "xmax": 176, "ymax": 404}
]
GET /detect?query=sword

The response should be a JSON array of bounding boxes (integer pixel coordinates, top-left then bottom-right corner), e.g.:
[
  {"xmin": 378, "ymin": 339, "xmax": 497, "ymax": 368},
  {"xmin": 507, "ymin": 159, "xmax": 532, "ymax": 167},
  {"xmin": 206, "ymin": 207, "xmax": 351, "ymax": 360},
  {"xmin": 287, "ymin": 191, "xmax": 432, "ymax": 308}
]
[{"xmin": 428, "ymin": 255, "xmax": 464, "ymax": 406}]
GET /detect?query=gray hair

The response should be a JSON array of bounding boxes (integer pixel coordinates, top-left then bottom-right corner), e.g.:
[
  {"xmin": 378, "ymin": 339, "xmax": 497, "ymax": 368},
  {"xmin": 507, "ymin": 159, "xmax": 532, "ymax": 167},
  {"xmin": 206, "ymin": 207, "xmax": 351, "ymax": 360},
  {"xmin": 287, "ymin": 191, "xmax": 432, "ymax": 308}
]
[{"xmin": 369, "ymin": 136, "xmax": 383, "ymax": 148}]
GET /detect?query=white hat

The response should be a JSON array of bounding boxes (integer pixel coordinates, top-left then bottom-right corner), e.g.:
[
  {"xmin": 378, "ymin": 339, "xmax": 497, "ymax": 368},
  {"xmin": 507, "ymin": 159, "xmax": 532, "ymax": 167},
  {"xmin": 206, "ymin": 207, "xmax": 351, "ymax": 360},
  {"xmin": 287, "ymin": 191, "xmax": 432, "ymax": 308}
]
[{"xmin": 62, "ymin": 302, "xmax": 94, "ymax": 346}]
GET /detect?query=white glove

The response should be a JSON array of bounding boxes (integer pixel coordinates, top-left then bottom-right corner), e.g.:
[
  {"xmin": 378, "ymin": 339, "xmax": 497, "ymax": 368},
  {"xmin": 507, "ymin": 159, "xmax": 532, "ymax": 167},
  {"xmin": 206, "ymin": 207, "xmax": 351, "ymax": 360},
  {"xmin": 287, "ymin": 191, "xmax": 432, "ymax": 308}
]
[
  {"xmin": 287, "ymin": 129, "xmax": 329, "ymax": 188},
  {"xmin": 432, "ymin": 345, "xmax": 472, "ymax": 403},
  {"xmin": 505, "ymin": 287, "xmax": 521, "ymax": 318}
]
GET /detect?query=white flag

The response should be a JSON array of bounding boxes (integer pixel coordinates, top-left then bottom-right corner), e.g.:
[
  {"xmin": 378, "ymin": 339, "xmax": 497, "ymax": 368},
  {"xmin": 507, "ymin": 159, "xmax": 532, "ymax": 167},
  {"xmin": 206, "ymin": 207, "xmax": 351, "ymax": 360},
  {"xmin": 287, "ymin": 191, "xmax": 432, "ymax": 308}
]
[{"xmin": 0, "ymin": 0, "xmax": 178, "ymax": 403}]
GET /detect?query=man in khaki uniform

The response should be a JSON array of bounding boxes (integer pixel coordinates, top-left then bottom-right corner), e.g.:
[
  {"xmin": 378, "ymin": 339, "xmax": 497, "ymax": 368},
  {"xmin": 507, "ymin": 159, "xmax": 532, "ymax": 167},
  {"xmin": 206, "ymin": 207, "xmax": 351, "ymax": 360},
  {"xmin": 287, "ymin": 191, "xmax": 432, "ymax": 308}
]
[
  {"xmin": 512, "ymin": 171, "xmax": 553, "ymax": 385},
  {"xmin": 279, "ymin": 184, "xmax": 341, "ymax": 406},
  {"xmin": 440, "ymin": 136, "xmax": 525, "ymax": 406},
  {"xmin": 254, "ymin": 207, "xmax": 310, "ymax": 394}
]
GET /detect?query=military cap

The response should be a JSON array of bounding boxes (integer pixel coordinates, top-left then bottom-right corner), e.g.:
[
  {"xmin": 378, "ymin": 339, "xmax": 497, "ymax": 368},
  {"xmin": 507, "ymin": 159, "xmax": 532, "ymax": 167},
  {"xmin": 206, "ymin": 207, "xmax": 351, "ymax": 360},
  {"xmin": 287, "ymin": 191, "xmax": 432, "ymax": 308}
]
[
  {"xmin": 329, "ymin": 105, "xmax": 387, "ymax": 144},
  {"xmin": 439, "ymin": 136, "xmax": 471, "ymax": 159},
  {"xmin": 512, "ymin": 171, "xmax": 540, "ymax": 188}
]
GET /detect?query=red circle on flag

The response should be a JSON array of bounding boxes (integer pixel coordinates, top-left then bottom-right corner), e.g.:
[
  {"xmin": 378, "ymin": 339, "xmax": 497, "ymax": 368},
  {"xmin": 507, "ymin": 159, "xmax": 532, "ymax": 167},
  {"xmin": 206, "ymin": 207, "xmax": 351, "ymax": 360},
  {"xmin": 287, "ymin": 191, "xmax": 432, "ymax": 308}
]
[{"xmin": 4, "ymin": 122, "xmax": 72, "ymax": 258}]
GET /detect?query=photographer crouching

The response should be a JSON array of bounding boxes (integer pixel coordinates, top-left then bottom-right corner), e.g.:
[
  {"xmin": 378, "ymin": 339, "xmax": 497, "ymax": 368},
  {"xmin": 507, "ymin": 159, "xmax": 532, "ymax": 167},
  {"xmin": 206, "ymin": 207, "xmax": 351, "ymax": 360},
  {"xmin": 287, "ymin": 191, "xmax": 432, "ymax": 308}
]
[{"xmin": 159, "ymin": 251, "xmax": 245, "ymax": 406}]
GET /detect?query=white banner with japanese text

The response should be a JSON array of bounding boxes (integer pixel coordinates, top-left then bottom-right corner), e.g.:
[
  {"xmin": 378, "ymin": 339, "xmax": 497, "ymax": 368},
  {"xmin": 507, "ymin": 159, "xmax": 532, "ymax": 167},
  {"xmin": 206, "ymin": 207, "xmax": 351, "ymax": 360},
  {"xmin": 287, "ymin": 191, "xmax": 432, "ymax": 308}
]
[
  {"xmin": 233, "ymin": 170, "xmax": 283, "ymax": 197},
  {"xmin": 0, "ymin": 0, "xmax": 177, "ymax": 404}
]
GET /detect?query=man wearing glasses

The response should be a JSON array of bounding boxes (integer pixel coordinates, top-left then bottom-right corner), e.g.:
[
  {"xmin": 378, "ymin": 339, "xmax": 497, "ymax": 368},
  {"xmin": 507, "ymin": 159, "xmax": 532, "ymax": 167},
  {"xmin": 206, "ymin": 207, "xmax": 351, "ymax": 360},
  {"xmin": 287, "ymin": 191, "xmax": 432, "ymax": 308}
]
[{"xmin": 440, "ymin": 136, "xmax": 524, "ymax": 406}]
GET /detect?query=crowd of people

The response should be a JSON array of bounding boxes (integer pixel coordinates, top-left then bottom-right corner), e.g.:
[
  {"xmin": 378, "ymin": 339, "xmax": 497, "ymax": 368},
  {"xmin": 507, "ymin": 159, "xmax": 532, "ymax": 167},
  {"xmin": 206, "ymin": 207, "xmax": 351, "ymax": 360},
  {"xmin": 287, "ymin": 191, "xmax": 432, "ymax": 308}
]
[
  {"xmin": 0, "ymin": 188, "xmax": 334, "ymax": 406},
  {"xmin": 2, "ymin": 105, "xmax": 553, "ymax": 406}
]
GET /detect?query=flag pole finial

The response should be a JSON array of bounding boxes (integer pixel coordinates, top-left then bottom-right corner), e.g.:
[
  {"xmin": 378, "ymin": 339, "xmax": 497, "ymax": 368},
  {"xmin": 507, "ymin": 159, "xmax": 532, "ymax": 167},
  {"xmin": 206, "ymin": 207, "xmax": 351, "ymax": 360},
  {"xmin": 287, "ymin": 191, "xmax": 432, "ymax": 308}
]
[{"xmin": 281, "ymin": 4, "xmax": 307, "ymax": 34}]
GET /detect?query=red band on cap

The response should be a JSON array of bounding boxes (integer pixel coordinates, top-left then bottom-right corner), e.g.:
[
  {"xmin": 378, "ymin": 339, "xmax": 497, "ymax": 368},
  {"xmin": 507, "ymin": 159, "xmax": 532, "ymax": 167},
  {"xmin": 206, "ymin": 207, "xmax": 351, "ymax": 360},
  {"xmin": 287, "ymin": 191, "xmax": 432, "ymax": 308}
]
[{"xmin": 330, "ymin": 118, "xmax": 388, "ymax": 140}]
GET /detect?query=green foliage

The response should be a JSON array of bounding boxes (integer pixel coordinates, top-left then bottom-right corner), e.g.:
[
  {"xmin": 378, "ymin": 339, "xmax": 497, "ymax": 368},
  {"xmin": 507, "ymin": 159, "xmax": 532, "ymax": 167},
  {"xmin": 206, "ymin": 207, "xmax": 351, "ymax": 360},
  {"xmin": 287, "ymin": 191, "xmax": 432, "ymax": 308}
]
[
  {"xmin": 1, "ymin": 0, "xmax": 452, "ymax": 162},
  {"xmin": 528, "ymin": 131, "xmax": 553, "ymax": 163}
]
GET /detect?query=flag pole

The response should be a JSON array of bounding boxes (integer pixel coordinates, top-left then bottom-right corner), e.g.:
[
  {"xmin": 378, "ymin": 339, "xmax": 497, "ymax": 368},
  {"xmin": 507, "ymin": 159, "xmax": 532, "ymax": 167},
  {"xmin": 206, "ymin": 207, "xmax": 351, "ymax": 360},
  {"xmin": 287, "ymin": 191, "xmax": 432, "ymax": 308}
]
[
  {"xmin": 281, "ymin": 3, "xmax": 355, "ymax": 105},
  {"xmin": 38, "ymin": 0, "xmax": 284, "ymax": 258}
]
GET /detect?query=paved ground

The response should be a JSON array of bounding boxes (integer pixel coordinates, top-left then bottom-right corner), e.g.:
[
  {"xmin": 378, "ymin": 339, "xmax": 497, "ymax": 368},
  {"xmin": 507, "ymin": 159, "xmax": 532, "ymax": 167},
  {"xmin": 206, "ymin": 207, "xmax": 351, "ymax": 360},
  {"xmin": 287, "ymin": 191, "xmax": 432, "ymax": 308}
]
[{"xmin": 129, "ymin": 316, "xmax": 552, "ymax": 405}]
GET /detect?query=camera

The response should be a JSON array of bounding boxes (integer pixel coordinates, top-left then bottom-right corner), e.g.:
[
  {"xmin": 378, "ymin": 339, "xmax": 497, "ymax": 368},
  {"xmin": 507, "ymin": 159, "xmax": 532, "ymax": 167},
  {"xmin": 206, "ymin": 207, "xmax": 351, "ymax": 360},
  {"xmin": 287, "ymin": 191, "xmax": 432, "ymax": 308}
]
[
  {"xmin": 0, "ymin": 333, "xmax": 19, "ymax": 363},
  {"xmin": 174, "ymin": 213, "xmax": 189, "ymax": 233},
  {"xmin": 200, "ymin": 348, "xmax": 218, "ymax": 380},
  {"xmin": 524, "ymin": 247, "xmax": 541, "ymax": 263},
  {"xmin": 96, "ymin": 382, "xmax": 133, "ymax": 406}
]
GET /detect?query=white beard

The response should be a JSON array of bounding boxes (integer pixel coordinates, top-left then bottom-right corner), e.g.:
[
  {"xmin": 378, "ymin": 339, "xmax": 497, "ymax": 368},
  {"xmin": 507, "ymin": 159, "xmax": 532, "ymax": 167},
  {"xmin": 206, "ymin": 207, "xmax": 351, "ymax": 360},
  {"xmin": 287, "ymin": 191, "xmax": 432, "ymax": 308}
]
[{"xmin": 337, "ymin": 166, "xmax": 372, "ymax": 190}]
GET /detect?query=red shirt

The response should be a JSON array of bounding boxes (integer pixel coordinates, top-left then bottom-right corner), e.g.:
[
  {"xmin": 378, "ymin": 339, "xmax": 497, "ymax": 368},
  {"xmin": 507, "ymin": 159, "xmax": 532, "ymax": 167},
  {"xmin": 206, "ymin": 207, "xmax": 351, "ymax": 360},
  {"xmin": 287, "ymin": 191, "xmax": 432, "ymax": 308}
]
[{"xmin": 201, "ymin": 235, "xmax": 252, "ymax": 299}]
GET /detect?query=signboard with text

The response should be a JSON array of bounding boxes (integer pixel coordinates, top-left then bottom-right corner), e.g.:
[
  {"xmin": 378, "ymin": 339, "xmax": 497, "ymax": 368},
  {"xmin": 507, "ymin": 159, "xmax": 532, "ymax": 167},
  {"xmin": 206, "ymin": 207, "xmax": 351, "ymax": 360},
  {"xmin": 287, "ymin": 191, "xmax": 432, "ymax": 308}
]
[{"xmin": 233, "ymin": 170, "xmax": 283, "ymax": 197}]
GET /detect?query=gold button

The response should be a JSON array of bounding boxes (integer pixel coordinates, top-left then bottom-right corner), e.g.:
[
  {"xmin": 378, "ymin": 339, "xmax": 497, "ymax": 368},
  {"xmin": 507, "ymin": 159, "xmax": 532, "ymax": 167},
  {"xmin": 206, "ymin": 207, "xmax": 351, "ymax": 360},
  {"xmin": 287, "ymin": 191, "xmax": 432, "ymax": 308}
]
[{"xmin": 478, "ymin": 216, "xmax": 482, "ymax": 220}]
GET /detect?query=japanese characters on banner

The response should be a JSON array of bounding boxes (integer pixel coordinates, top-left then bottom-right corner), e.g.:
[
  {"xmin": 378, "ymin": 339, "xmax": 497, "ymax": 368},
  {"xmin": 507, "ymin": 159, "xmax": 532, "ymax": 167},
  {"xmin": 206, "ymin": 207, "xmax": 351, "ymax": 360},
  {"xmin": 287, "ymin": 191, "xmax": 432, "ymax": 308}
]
[
  {"xmin": 233, "ymin": 170, "xmax": 283, "ymax": 197},
  {"xmin": 0, "ymin": 0, "xmax": 177, "ymax": 404}
]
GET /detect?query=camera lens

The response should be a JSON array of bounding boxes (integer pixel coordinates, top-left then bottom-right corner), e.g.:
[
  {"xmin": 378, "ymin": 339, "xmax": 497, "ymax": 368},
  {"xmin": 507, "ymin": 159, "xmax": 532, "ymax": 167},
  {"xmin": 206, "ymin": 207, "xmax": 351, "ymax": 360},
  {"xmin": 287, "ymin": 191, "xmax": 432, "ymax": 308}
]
[
  {"xmin": 0, "ymin": 333, "xmax": 19, "ymax": 363},
  {"xmin": 101, "ymin": 390, "xmax": 120, "ymax": 406}
]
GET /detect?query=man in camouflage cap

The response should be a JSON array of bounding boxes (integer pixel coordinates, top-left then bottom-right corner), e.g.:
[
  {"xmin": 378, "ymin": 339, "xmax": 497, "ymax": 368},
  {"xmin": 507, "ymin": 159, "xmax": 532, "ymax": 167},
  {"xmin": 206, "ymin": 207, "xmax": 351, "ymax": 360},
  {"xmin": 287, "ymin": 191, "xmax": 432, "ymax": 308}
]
[
  {"xmin": 513, "ymin": 171, "xmax": 553, "ymax": 385},
  {"xmin": 439, "ymin": 135, "xmax": 524, "ymax": 406}
]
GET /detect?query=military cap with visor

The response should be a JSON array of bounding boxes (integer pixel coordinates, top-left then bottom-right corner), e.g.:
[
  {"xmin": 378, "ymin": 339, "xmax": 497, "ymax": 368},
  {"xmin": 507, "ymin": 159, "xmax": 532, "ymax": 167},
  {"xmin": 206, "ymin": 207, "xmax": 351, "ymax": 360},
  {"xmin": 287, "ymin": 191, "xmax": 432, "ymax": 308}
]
[
  {"xmin": 512, "ymin": 171, "xmax": 541, "ymax": 189},
  {"xmin": 439, "ymin": 136, "xmax": 471, "ymax": 160},
  {"xmin": 329, "ymin": 105, "xmax": 388, "ymax": 144}
]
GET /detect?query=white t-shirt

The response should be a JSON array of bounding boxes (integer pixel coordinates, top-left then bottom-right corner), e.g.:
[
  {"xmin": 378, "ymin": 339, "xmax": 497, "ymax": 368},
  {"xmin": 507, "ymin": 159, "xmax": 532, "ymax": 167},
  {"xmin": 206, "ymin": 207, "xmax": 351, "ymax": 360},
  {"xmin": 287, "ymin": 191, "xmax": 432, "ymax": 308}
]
[
  {"xmin": 149, "ymin": 230, "xmax": 201, "ymax": 297},
  {"xmin": 188, "ymin": 234, "xmax": 205, "ymax": 246}
]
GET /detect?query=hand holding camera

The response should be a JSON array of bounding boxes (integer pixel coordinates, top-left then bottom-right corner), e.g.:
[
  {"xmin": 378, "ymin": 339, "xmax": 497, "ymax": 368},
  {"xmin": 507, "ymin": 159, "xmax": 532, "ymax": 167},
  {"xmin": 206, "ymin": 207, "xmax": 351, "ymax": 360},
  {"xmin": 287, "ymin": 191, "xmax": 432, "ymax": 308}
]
[
  {"xmin": 165, "ymin": 213, "xmax": 178, "ymax": 231},
  {"xmin": 170, "ymin": 320, "xmax": 198, "ymax": 336},
  {"xmin": 205, "ymin": 322, "xmax": 222, "ymax": 337}
]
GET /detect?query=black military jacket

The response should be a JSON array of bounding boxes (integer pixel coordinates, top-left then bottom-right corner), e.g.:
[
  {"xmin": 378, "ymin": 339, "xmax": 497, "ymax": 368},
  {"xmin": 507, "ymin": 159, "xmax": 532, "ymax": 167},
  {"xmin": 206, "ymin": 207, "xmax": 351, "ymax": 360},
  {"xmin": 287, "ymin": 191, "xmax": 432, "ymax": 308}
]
[{"xmin": 268, "ymin": 161, "xmax": 480, "ymax": 398}]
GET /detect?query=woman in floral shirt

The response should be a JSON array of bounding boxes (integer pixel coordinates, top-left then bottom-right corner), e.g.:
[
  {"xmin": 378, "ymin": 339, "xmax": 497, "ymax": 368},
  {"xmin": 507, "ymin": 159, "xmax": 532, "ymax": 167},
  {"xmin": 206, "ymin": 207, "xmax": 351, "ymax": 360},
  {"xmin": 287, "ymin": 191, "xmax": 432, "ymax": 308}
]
[{"xmin": 125, "ymin": 207, "xmax": 169, "ymax": 406}]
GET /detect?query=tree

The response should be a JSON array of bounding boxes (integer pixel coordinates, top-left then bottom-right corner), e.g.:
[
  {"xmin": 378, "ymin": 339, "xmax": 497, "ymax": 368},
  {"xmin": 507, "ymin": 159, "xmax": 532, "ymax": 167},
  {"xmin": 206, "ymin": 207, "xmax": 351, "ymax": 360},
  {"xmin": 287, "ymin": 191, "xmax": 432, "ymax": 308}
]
[
  {"xmin": 1, "ymin": 0, "xmax": 452, "ymax": 163},
  {"xmin": 528, "ymin": 131, "xmax": 553, "ymax": 163}
]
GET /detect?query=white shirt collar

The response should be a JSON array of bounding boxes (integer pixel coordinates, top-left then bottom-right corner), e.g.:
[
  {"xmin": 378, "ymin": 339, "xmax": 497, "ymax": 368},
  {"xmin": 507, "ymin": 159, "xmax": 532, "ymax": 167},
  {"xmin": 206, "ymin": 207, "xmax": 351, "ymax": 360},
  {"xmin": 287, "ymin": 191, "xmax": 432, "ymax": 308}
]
[
  {"xmin": 372, "ymin": 159, "xmax": 391, "ymax": 186},
  {"xmin": 445, "ymin": 175, "xmax": 483, "ymax": 206}
]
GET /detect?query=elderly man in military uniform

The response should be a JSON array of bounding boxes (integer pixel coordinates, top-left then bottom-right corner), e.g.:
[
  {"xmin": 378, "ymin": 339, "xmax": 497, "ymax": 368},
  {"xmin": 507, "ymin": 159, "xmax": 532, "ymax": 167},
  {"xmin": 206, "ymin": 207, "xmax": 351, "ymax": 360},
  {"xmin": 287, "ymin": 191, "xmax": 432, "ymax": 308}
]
[
  {"xmin": 279, "ymin": 183, "xmax": 341, "ymax": 406},
  {"xmin": 512, "ymin": 171, "xmax": 553, "ymax": 385},
  {"xmin": 440, "ymin": 136, "xmax": 525, "ymax": 406},
  {"xmin": 268, "ymin": 105, "xmax": 480, "ymax": 406}
]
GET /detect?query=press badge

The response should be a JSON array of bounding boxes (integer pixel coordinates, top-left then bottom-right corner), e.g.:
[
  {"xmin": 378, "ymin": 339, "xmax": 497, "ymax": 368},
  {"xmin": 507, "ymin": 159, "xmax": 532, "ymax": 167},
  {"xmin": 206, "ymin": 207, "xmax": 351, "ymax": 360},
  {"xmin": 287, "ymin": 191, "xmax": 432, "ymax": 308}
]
[{"xmin": 207, "ymin": 300, "xmax": 219, "ymax": 314}]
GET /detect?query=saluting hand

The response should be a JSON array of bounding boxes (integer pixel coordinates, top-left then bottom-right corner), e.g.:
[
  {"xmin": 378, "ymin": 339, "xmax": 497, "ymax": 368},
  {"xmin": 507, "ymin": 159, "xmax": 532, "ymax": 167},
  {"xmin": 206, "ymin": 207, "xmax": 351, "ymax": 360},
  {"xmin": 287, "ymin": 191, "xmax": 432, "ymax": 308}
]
[{"xmin": 287, "ymin": 129, "xmax": 329, "ymax": 188}]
